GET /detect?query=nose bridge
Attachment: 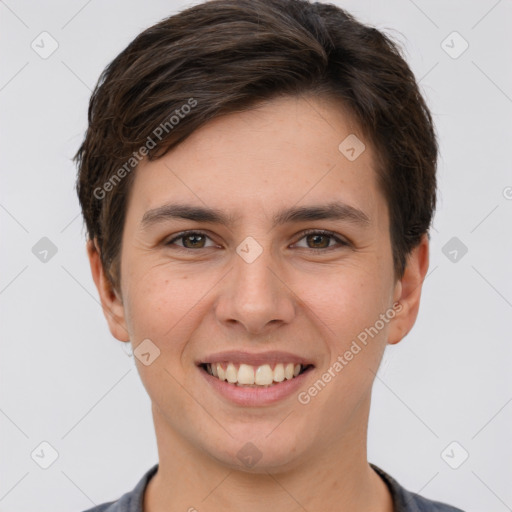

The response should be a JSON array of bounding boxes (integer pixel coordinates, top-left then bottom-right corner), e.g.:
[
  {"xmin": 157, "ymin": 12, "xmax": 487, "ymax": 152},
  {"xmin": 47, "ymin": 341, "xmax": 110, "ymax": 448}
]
[
  {"xmin": 235, "ymin": 246, "xmax": 276, "ymax": 305},
  {"xmin": 215, "ymin": 236, "xmax": 295, "ymax": 334}
]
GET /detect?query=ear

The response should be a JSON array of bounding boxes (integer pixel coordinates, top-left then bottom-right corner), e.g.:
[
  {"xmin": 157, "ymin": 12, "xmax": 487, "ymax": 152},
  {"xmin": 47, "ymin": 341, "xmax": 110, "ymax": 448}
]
[
  {"xmin": 387, "ymin": 234, "xmax": 430, "ymax": 345},
  {"xmin": 86, "ymin": 239, "xmax": 130, "ymax": 342}
]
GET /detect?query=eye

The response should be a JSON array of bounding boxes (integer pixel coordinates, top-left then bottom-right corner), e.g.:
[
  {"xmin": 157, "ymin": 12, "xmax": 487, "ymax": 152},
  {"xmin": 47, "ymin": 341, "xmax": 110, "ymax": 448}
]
[
  {"xmin": 165, "ymin": 229, "xmax": 350, "ymax": 251},
  {"xmin": 165, "ymin": 231, "xmax": 217, "ymax": 249},
  {"xmin": 292, "ymin": 229, "xmax": 350, "ymax": 250}
]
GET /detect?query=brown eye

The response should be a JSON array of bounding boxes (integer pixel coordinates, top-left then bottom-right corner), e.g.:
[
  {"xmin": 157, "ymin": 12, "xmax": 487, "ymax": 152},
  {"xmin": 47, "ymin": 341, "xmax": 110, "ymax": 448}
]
[
  {"xmin": 305, "ymin": 233, "xmax": 331, "ymax": 249},
  {"xmin": 166, "ymin": 231, "xmax": 214, "ymax": 249},
  {"xmin": 181, "ymin": 233, "xmax": 206, "ymax": 248},
  {"xmin": 293, "ymin": 230, "xmax": 349, "ymax": 250}
]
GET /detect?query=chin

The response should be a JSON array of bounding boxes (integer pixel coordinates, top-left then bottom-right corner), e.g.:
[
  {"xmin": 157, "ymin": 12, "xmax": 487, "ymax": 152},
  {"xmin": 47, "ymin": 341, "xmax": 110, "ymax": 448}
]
[{"xmin": 206, "ymin": 431, "xmax": 308, "ymax": 474}]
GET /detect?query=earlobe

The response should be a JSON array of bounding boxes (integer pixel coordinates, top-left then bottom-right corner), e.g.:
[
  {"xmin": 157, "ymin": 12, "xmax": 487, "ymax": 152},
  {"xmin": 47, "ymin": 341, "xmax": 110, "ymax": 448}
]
[
  {"xmin": 86, "ymin": 239, "xmax": 130, "ymax": 342},
  {"xmin": 387, "ymin": 234, "xmax": 430, "ymax": 345}
]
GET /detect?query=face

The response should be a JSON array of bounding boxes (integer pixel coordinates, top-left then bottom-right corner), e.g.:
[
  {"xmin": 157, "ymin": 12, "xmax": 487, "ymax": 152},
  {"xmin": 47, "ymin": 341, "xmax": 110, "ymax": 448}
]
[{"xmin": 90, "ymin": 94, "xmax": 427, "ymax": 472}]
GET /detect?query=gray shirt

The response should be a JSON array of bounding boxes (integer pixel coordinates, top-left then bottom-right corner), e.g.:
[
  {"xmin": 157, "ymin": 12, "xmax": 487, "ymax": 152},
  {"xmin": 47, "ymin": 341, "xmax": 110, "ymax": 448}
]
[{"xmin": 81, "ymin": 463, "xmax": 465, "ymax": 512}]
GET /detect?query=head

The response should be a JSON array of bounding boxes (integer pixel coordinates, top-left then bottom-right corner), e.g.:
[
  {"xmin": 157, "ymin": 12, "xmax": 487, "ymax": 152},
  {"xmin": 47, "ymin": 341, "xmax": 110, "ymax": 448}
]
[{"xmin": 76, "ymin": 0, "xmax": 436, "ymax": 471}]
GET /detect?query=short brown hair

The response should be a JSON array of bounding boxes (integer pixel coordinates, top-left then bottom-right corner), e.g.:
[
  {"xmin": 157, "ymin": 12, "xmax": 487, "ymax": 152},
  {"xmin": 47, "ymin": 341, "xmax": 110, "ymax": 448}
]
[{"xmin": 74, "ymin": 0, "xmax": 438, "ymax": 290}]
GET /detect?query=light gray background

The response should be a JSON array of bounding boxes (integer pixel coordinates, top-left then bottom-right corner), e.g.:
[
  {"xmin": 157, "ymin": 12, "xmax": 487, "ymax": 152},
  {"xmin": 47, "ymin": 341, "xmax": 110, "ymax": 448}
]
[{"xmin": 1, "ymin": 1, "xmax": 511, "ymax": 511}]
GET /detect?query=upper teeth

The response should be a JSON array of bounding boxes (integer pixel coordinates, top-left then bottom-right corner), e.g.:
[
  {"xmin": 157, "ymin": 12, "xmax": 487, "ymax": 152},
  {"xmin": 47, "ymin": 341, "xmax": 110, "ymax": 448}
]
[{"xmin": 206, "ymin": 362, "xmax": 303, "ymax": 386}]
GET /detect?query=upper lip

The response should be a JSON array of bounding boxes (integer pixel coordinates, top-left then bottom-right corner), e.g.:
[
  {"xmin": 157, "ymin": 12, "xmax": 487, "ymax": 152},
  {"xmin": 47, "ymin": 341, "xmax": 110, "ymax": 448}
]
[{"xmin": 197, "ymin": 350, "xmax": 315, "ymax": 367}]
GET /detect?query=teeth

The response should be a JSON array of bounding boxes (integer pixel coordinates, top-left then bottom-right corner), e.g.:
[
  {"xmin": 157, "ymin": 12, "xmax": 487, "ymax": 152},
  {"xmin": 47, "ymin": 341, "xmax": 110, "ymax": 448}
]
[
  {"xmin": 255, "ymin": 364, "xmax": 273, "ymax": 385},
  {"xmin": 226, "ymin": 362, "xmax": 237, "ymax": 383},
  {"xmin": 238, "ymin": 364, "xmax": 255, "ymax": 385},
  {"xmin": 205, "ymin": 362, "xmax": 307, "ymax": 386},
  {"xmin": 273, "ymin": 363, "xmax": 285, "ymax": 382},
  {"xmin": 284, "ymin": 363, "xmax": 294, "ymax": 380}
]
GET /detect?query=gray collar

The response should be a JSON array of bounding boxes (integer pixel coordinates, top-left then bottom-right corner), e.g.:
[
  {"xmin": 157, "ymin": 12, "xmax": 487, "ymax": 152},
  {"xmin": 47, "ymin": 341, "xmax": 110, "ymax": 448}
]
[{"xmin": 85, "ymin": 462, "xmax": 464, "ymax": 512}]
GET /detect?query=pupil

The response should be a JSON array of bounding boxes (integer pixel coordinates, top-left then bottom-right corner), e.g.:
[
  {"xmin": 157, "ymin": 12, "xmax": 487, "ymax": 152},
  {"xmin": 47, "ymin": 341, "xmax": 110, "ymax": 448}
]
[
  {"xmin": 308, "ymin": 234, "xmax": 328, "ymax": 248},
  {"xmin": 185, "ymin": 234, "xmax": 204, "ymax": 248}
]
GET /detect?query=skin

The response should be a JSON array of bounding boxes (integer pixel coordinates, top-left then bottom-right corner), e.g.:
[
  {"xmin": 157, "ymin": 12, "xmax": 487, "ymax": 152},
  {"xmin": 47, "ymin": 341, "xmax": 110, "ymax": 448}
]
[{"xmin": 88, "ymin": 94, "xmax": 429, "ymax": 512}]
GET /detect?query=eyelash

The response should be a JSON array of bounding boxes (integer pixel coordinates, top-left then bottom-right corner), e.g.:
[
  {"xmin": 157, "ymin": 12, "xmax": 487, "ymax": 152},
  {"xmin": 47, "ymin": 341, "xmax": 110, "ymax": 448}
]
[{"xmin": 165, "ymin": 229, "xmax": 350, "ymax": 252}]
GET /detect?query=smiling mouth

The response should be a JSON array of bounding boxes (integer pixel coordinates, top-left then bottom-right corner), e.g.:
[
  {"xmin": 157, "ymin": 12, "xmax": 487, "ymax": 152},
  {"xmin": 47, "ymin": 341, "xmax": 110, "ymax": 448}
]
[{"xmin": 199, "ymin": 362, "xmax": 314, "ymax": 387}]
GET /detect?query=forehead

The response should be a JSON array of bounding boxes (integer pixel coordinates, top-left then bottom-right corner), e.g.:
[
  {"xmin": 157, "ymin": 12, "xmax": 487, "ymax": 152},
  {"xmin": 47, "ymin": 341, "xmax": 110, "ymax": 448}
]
[{"xmin": 126, "ymin": 95, "xmax": 386, "ymax": 226}]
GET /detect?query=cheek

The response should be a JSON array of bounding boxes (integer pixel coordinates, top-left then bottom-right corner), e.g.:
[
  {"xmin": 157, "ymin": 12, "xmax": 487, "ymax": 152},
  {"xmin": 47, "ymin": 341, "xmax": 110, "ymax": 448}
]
[
  {"xmin": 295, "ymin": 262, "xmax": 391, "ymax": 342},
  {"xmin": 123, "ymin": 266, "xmax": 203, "ymax": 344}
]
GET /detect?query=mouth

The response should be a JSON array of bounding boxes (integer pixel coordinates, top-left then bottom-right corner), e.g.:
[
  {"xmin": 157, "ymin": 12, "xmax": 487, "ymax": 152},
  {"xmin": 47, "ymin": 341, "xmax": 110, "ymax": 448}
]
[
  {"xmin": 196, "ymin": 350, "xmax": 316, "ymax": 406},
  {"xmin": 199, "ymin": 361, "xmax": 314, "ymax": 387}
]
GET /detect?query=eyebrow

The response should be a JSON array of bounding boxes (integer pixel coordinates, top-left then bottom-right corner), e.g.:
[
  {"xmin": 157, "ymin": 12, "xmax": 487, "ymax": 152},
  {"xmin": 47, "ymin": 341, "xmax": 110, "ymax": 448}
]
[{"xmin": 140, "ymin": 201, "xmax": 370, "ymax": 230}]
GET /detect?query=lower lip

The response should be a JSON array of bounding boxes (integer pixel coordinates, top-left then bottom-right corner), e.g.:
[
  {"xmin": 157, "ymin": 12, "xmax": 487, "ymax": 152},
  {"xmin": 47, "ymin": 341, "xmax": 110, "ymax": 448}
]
[{"xmin": 199, "ymin": 365, "xmax": 314, "ymax": 407}]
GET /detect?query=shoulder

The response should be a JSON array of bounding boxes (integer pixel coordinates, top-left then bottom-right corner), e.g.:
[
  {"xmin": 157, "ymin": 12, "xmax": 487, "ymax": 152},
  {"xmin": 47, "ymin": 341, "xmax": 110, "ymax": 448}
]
[
  {"xmin": 404, "ymin": 491, "xmax": 466, "ymax": 512},
  {"xmin": 77, "ymin": 464, "xmax": 159, "ymax": 512},
  {"xmin": 81, "ymin": 503, "xmax": 116, "ymax": 512},
  {"xmin": 370, "ymin": 464, "xmax": 466, "ymax": 512}
]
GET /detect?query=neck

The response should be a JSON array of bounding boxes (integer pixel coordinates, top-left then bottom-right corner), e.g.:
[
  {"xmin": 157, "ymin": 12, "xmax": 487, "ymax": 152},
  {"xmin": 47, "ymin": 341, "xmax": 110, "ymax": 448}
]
[{"xmin": 144, "ymin": 402, "xmax": 393, "ymax": 512}]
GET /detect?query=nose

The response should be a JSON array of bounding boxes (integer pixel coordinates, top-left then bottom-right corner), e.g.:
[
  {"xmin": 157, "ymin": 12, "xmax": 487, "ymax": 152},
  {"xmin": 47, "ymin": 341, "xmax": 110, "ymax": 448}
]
[{"xmin": 214, "ymin": 242, "xmax": 296, "ymax": 336}]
